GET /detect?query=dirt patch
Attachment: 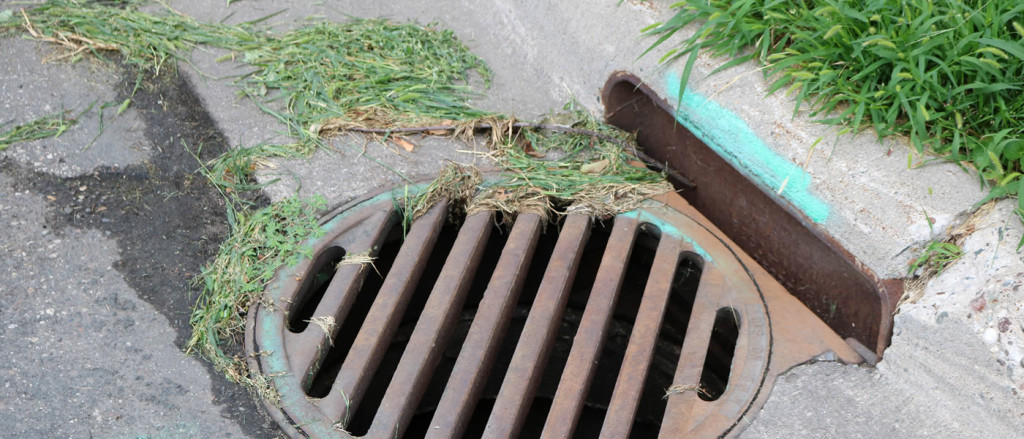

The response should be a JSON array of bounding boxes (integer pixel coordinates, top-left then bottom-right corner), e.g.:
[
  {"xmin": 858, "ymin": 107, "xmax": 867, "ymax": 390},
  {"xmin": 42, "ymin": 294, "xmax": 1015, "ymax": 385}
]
[{"xmin": 1, "ymin": 62, "xmax": 277, "ymax": 438}]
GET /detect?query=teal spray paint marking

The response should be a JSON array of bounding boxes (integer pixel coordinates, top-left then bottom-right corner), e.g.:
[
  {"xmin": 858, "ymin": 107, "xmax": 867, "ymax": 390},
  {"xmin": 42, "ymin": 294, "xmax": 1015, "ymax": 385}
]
[
  {"xmin": 664, "ymin": 72, "xmax": 830, "ymax": 223},
  {"xmin": 259, "ymin": 273, "xmax": 339, "ymax": 437},
  {"xmin": 619, "ymin": 210, "xmax": 713, "ymax": 263}
]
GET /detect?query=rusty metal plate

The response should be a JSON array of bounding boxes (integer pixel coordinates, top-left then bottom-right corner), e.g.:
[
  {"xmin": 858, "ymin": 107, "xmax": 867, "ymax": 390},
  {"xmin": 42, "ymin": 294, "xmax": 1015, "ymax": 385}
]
[
  {"xmin": 601, "ymin": 72, "xmax": 903, "ymax": 359},
  {"xmin": 245, "ymin": 181, "xmax": 862, "ymax": 438}
]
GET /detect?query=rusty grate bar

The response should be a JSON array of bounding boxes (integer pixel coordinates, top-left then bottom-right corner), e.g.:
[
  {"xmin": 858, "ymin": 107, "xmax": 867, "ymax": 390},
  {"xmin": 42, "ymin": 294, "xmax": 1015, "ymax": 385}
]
[
  {"xmin": 320, "ymin": 200, "xmax": 449, "ymax": 423},
  {"xmin": 599, "ymin": 238, "xmax": 686, "ymax": 439},
  {"xmin": 659, "ymin": 266, "xmax": 727, "ymax": 437},
  {"xmin": 425, "ymin": 213, "xmax": 543, "ymax": 439},
  {"xmin": 286, "ymin": 208, "xmax": 396, "ymax": 386},
  {"xmin": 539, "ymin": 217, "xmax": 639, "ymax": 438},
  {"xmin": 367, "ymin": 211, "xmax": 495, "ymax": 438},
  {"xmin": 483, "ymin": 214, "xmax": 592, "ymax": 438}
]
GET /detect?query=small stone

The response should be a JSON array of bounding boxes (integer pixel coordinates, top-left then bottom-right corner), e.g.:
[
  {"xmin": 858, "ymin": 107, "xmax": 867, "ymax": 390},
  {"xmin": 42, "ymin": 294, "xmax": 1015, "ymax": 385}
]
[
  {"xmin": 998, "ymin": 317, "xmax": 1011, "ymax": 333},
  {"xmin": 970, "ymin": 296, "xmax": 987, "ymax": 312},
  {"xmin": 983, "ymin": 328, "xmax": 999, "ymax": 344}
]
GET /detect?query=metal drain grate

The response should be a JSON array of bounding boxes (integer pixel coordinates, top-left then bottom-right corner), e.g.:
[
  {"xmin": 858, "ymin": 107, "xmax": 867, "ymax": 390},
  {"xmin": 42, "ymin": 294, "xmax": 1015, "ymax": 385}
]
[{"xmin": 246, "ymin": 185, "xmax": 862, "ymax": 438}]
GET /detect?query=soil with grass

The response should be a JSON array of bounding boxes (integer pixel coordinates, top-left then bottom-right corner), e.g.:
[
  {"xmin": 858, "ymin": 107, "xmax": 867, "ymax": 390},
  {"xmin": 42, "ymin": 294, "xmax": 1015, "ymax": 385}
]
[{"xmin": 0, "ymin": 61, "xmax": 277, "ymax": 437}]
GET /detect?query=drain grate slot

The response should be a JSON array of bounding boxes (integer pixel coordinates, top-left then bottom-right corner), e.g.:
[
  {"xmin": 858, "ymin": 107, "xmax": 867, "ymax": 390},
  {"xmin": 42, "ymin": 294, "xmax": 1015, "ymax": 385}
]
[
  {"xmin": 288, "ymin": 246, "xmax": 347, "ymax": 333},
  {"xmin": 699, "ymin": 307, "xmax": 740, "ymax": 401},
  {"xmin": 596, "ymin": 229, "xmax": 695, "ymax": 438},
  {"xmin": 521, "ymin": 221, "xmax": 613, "ymax": 434},
  {"xmin": 360, "ymin": 212, "xmax": 491, "ymax": 437},
  {"xmin": 347, "ymin": 215, "xmax": 467, "ymax": 435},
  {"xmin": 543, "ymin": 217, "xmax": 642, "ymax": 438},
  {"xmin": 521, "ymin": 219, "xmax": 613, "ymax": 437},
  {"xmin": 402, "ymin": 217, "xmax": 510, "ymax": 438}
]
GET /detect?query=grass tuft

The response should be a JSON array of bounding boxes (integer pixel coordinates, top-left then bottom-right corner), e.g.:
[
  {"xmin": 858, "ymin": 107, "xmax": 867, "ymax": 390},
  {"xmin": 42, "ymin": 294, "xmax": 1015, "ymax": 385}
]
[
  {"xmin": 645, "ymin": 0, "xmax": 1024, "ymax": 218},
  {"xmin": 184, "ymin": 196, "xmax": 325, "ymax": 396},
  {"xmin": 907, "ymin": 240, "xmax": 964, "ymax": 276}
]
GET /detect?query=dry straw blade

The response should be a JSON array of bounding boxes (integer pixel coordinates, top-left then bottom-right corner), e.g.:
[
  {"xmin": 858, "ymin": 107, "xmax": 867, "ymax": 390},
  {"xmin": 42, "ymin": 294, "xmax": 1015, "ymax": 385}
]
[{"xmin": 404, "ymin": 108, "xmax": 674, "ymax": 226}]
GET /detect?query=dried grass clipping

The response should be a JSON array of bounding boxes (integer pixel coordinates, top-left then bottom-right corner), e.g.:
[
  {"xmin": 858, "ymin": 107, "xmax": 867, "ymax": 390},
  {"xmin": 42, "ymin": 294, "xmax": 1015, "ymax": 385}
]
[
  {"xmin": 407, "ymin": 162, "xmax": 482, "ymax": 221},
  {"xmin": 467, "ymin": 185, "xmax": 552, "ymax": 224},
  {"xmin": 565, "ymin": 180, "xmax": 674, "ymax": 218}
]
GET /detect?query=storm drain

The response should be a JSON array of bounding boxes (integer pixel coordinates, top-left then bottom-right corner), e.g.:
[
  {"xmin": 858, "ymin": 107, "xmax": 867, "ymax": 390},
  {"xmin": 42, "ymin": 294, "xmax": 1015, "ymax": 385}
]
[{"xmin": 245, "ymin": 185, "xmax": 862, "ymax": 438}]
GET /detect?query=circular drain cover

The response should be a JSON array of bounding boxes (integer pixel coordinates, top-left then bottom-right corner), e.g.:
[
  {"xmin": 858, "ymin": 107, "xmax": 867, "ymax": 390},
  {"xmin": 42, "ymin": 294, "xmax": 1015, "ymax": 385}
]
[{"xmin": 245, "ymin": 183, "xmax": 859, "ymax": 438}]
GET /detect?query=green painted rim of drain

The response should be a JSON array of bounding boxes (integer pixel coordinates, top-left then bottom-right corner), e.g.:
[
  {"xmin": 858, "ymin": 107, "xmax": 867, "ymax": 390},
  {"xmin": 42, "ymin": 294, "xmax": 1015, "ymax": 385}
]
[
  {"xmin": 664, "ymin": 72, "xmax": 830, "ymax": 223},
  {"xmin": 619, "ymin": 209, "xmax": 713, "ymax": 263},
  {"xmin": 258, "ymin": 187, "xmax": 410, "ymax": 437}
]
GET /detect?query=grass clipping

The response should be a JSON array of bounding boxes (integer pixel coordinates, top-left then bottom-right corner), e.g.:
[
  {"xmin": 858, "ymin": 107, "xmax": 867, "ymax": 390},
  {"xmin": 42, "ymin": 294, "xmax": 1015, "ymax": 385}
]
[
  {"xmin": 0, "ymin": 110, "xmax": 77, "ymax": 150},
  {"xmin": 5, "ymin": 0, "xmax": 674, "ymax": 400},
  {"xmin": 185, "ymin": 196, "xmax": 325, "ymax": 402},
  {"xmin": 4, "ymin": 0, "xmax": 490, "ymax": 151}
]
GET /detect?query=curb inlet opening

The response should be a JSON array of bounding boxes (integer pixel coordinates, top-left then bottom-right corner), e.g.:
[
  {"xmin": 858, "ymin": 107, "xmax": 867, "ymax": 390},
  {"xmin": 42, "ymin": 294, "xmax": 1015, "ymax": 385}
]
[{"xmin": 601, "ymin": 71, "xmax": 903, "ymax": 358}]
